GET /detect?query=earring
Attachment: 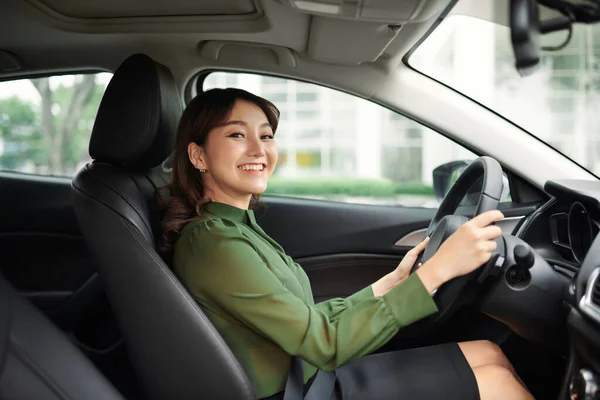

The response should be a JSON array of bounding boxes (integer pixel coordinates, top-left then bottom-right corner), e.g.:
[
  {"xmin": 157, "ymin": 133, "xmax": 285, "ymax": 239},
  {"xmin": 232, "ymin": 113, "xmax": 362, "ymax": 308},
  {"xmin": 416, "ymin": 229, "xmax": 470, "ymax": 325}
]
[{"xmin": 198, "ymin": 163, "xmax": 207, "ymax": 173}]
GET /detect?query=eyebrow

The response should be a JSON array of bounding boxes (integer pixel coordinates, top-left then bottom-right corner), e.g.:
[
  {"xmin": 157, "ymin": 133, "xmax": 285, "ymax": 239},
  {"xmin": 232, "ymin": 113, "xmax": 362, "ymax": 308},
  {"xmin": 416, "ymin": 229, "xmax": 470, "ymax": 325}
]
[{"xmin": 220, "ymin": 120, "xmax": 272, "ymax": 129}]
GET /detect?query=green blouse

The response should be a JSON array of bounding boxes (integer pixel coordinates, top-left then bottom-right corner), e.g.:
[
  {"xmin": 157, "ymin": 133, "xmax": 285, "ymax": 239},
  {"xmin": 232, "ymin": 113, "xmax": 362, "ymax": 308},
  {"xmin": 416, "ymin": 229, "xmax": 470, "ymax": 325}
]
[{"xmin": 173, "ymin": 202, "xmax": 438, "ymax": 398}]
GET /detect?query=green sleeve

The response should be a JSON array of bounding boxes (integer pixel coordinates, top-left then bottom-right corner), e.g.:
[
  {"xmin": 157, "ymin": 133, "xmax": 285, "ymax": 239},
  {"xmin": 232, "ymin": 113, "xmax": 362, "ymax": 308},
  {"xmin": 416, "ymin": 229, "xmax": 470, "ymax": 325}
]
[
  {"xmin": 183, "ymin": 223, "xmax": 438, "ymax": 371},
  {"xmin": 314, "ymin": 285, "xmax": 374, "ymax": 321}
]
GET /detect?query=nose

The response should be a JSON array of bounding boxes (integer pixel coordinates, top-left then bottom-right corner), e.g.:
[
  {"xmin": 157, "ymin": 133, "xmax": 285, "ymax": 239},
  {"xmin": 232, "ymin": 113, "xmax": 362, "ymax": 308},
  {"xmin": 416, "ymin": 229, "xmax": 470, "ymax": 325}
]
[{"xmin": 247, "ymin": 133, "xmax": 265, "ymax": 157}]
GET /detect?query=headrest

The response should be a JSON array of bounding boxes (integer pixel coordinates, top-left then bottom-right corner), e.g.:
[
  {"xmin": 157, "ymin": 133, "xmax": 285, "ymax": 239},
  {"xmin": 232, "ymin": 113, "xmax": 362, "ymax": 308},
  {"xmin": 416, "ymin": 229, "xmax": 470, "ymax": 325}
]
[{"xmin": 89, "ymin": 53, "xmax": 182, "ymax": 169}]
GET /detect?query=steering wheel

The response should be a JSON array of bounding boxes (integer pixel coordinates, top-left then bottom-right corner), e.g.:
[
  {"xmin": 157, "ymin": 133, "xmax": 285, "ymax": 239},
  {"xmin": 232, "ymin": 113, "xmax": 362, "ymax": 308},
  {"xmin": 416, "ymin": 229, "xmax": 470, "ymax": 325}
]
[{"xmin": 410, "ymin": 156, "xmax": 505, "ymax": 325}]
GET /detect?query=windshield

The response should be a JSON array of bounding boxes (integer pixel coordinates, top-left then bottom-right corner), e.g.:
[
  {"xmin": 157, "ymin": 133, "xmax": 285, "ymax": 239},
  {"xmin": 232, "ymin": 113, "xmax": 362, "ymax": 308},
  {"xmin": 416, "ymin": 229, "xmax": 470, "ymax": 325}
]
[{"xmin": 409, "ymin": 9, "xmax": 600, "ymax": 175}]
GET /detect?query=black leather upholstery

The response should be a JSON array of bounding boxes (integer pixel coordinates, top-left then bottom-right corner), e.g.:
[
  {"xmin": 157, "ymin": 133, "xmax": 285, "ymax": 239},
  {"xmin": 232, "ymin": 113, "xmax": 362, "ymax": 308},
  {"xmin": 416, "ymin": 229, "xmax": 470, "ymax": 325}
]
[
  {"xmin": 89, "ymin": 53, "xmax": 180, "ymax": 170},
  {"xmin": 71, "ymin": 54, "xmax": 256, "ymax": 400},
  {"xmin": 0, "ymin": 274, "xmax": 124, "ymax": 400}
]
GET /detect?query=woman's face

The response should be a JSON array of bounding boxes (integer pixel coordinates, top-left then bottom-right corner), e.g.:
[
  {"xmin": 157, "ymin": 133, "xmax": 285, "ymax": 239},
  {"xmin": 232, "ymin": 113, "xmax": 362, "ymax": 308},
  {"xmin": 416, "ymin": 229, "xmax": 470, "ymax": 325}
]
[{"xmin": 188, "ymin": 99, "xmax": 278, "ymax": 209}]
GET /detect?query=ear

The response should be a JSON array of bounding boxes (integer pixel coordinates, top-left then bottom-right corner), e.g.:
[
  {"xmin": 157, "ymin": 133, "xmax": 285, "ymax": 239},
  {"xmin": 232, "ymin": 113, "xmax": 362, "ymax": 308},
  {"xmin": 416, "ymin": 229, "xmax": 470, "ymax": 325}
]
[{"xmin": 187, "ymin": 142, "xmax": 205, "ymax": 170}]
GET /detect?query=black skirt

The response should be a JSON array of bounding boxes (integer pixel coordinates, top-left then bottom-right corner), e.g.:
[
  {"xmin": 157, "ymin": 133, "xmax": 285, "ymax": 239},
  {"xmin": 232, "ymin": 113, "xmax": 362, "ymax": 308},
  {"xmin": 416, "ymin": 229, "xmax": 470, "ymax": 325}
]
[
  {"xmin": 332, "ymin": 342, "xmax": 480, "ymax": 400},
  {"xmin": 263, "ymin": 342, "xmax": 480, "ymax": 400}
]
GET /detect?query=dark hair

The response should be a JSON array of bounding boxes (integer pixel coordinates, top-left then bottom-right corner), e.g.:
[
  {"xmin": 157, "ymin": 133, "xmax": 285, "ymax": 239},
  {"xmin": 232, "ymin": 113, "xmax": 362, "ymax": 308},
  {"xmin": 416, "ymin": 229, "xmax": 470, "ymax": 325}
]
[{"xmin": 158, "ymin": 88, "xmax": 280, "ymax": 254}]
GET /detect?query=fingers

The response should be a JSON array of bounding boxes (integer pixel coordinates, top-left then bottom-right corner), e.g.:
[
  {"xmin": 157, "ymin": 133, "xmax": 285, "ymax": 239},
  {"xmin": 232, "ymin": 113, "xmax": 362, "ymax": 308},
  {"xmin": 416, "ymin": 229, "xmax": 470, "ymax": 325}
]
[
  {"xmin": 470, "ymin": 210, "xmax": 504, "ymax": 228},
  {"xmin": 415, "ymin": 236, "xmax": 430, "ymax": 251},
  {"xmin": 407, "ymin": 236, "xmax": 429, "ymax": 256},
  {"xmin": 480, "ymin": 240, "xmax": 498, "ymax": 252},
  {"xmin": 480, "ymin": 225, "xmax": 503, "ymax": 240}
]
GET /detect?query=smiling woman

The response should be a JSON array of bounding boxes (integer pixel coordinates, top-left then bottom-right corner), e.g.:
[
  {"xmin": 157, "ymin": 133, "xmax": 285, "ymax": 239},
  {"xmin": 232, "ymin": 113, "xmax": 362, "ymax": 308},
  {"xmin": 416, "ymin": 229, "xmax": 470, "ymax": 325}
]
[
  {"xmin": 158, "ymin": 86, "xmax": 533, "ymax": 400},
  {"xmin": 187, "ymin": 102, "xmax": 279, "ymax": 209},
  {"xmin": 160, "ymin": 88, "xmax": 279, "ymax": 253}
]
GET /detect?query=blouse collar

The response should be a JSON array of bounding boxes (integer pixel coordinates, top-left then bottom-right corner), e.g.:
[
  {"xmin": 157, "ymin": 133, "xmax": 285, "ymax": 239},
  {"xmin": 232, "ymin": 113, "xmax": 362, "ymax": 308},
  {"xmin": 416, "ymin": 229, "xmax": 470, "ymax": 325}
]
[{"xmin": 204, "ymin": 201, "xmax": 256, "ymax": 225}]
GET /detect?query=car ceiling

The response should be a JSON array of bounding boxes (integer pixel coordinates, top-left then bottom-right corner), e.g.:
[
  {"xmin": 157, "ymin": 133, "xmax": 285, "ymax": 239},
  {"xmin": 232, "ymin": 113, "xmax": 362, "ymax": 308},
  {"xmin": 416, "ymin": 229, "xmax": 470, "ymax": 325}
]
[{"xmin": 0, "ymin": 0, "xmax": 455, "ymax": 78}]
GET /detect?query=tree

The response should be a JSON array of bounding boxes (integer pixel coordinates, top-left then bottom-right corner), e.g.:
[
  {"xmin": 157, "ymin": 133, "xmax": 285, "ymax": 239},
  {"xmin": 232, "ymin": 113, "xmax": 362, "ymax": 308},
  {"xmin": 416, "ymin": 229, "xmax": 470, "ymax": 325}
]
[
  {"xmin": 30, "ymin": 74, "xmax": 98, "ymax": 175},
  {"xmin": 0, "ymin": 74, "xmax": 104, "ymax": 175}
]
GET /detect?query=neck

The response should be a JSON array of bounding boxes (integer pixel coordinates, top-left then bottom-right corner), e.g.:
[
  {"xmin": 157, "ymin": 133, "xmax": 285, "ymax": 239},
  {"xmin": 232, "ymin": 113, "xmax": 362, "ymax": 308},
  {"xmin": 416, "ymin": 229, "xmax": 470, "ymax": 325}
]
[{"xmin": 204, "ymin": 188, "xmax": 252, "ymax": 210}]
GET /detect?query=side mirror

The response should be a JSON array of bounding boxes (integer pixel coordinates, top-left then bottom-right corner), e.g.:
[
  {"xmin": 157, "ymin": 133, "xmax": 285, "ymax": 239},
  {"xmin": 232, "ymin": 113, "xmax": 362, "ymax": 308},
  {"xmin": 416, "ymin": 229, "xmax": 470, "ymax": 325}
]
[
  {"xmin": 432, "ymin": 160, "xmax": 471, "ymax": 202},
  {"xmin": 433, "ymin": 160, "xmax": 512, "ymax": 203}
]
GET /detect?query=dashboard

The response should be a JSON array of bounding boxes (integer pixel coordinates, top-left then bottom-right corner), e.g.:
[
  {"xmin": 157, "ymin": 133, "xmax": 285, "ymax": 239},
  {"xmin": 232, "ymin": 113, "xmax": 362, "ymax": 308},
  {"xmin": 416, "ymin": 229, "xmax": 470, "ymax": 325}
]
[
  {"xmin": 515, "ymin": 179, "xmax": 600, "ymax": 400},
  {"xmin": 520, "ymin": 180, "xmax": 600, "ymax": 281},
  {"xmin": 549, "ymin": 202, "xmax": 598, "ymax": 266}
]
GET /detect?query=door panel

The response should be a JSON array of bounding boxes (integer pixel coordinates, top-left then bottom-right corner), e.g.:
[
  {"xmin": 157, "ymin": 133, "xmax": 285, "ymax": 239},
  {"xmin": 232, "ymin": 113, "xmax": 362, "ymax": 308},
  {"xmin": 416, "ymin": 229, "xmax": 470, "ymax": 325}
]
[
  {"xmin": 296, "ymin": 253, "xmax": 402, "ymax": 303},
  {"xmin": 0, "ymin": 232, "xmax": 94, "ymax": 300},
  {"xmin": 255, "ymin": 197, "xmax": 434, "ymax": 301},
  {"xmin": 0, "ymin": 172, "xmax": 123, "ymax": 351},
  {"xmin": 255, "ymin": 196, "xmax": 436, "ymax": 259},
  {"xmin": 255, "ymin": 196, "xmax": 537, "ymax": 302},
  {"xmin": 0, "ymin": 173, "xmax": 97, "ymax": 312}
]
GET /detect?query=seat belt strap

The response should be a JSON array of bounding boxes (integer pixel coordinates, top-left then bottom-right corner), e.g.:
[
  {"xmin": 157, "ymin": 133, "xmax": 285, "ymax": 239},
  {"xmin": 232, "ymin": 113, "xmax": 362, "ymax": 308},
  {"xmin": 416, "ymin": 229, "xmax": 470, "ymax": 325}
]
[
  {"xmin": 283, "ymin": 356, "xmax": 304, "ymax": 400},
  {"xmin": 283, "ymin": 356, "xmax": 336, "ymax": 400}
]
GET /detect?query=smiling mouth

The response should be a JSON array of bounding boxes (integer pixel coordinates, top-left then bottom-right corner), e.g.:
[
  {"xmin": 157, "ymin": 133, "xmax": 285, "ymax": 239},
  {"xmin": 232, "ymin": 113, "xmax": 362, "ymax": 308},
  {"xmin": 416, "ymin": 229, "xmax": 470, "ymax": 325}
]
[{"xmin": 238, "ymin": 164, "xmax": 266, "ymax": 171}]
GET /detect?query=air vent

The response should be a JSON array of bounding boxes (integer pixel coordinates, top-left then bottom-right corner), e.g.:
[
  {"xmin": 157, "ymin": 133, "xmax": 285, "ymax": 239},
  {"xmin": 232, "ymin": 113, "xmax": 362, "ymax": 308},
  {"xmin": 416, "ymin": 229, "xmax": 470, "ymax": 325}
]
[
  {"xmin": 549, "ymin": 212, "xmax": 574, "ymax": 261},
  {"xmin": 580, "ymin": 268, "xmax": 600, "ymax": 324}
]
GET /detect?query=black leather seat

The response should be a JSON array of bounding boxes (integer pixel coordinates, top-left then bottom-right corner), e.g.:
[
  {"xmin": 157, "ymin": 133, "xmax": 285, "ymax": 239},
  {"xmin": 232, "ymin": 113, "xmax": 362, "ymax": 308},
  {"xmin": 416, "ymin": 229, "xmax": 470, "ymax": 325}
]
[
  {"xmin": 0, "ymin": 274, "xmax": 124, "ymax": 400},
  {"xmin": 71, "ymin": 54, "xmax": 256, "ymax": 399}
]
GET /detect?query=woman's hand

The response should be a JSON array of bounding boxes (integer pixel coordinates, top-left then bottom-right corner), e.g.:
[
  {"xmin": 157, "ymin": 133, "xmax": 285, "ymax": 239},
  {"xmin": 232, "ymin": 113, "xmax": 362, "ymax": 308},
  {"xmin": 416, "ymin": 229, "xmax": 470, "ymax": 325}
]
[
  {"xmin": 392, "ymin": 236, "xmax": 429, "ymax": 282},
  {"xmin": 417, "ymin": 210, "xmax": 504, "ymax": 294},
  {"xmin": 372, "ymin": 237, "xmax": 429, "ymax": 297}
]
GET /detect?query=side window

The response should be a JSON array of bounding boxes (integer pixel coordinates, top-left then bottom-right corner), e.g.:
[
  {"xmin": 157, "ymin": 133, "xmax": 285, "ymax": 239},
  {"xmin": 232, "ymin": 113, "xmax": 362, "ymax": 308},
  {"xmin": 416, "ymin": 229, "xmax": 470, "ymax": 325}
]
[
  {"xmin": 0, "ymin": 72, "xmax": 112, "ymax": 177},
  {"xmin": 203, "ymin": 72, "xmax": 481, "ymax": 208}
]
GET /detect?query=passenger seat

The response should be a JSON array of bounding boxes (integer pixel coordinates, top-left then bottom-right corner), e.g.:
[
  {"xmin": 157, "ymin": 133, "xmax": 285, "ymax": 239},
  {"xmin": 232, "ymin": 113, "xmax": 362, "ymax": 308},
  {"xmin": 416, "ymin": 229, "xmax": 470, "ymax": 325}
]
[{"xmin": 0, "ymin": 273, "xmax": 124, "ymax": 400}]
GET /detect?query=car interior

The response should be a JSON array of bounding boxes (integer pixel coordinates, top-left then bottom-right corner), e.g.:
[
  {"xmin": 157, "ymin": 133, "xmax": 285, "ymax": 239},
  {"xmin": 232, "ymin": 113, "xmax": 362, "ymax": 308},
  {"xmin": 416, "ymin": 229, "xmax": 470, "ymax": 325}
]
[{"xmin": 2, "ymin": 0, "xmax": 600, "ymax": 399}]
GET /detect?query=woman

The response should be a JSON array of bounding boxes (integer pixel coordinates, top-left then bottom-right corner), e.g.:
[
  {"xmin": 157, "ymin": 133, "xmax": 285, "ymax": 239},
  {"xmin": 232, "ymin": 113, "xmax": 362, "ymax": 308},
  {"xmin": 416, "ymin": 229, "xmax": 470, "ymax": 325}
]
[{"xmin": 161, "ymin": 88, "xmax": 533, "ymax": 399}]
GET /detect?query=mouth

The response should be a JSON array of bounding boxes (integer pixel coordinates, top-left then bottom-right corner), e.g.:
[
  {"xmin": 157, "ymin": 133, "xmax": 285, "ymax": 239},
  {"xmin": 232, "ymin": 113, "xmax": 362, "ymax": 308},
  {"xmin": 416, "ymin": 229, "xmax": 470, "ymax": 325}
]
[{"xmin": 237, "ymin": 163, "xmax": 266, "ymax": 172}]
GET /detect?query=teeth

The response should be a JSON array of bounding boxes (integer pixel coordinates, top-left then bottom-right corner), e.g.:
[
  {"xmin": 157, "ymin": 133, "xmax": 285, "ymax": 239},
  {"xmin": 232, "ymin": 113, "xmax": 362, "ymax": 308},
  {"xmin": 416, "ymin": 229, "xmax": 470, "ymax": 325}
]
[{"xmin": 239, "ymin": 164, "xmax": 264, "ymax": 171}]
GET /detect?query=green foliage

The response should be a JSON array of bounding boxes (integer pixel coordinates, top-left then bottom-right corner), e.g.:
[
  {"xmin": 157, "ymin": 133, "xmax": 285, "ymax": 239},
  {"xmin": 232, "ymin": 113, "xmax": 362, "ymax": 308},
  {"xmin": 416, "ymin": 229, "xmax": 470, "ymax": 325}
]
[
  {"xmin": 264, "ymin": 178, "xmax": 434, "ymax": 198},
  {"xmin": 0, "ymin": 96, "xmax": 42, "ymax": 170},
  {"xmin": 0, "ymin": 76, "xmax": 104, "ymax": 175}
]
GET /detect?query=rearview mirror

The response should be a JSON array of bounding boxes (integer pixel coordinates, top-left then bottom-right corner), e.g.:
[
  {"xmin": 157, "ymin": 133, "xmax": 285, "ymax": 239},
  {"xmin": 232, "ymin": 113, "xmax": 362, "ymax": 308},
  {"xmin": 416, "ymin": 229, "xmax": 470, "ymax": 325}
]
[
  {"xmin": 510, "ymin": 0, "xmax": 578, "ymax": 77},
  {"xmin": 510, "ymin": 0, "xmax": 541, "ymax": 76}
]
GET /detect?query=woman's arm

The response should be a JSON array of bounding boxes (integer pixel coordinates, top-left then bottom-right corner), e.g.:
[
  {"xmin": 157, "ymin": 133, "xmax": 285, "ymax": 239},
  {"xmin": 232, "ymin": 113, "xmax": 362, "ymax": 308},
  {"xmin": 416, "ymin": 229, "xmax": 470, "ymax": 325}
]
[
  {"xmin": 313, "ymin": 237, "xmax": 430, "ymax": 323},
  {"xmin": 319, "ymin": 209, "xmax": 505, "ymax": 321},
  {"xmin": 182, "ymin": 226, "xmax": 438, "ymax": 371}
]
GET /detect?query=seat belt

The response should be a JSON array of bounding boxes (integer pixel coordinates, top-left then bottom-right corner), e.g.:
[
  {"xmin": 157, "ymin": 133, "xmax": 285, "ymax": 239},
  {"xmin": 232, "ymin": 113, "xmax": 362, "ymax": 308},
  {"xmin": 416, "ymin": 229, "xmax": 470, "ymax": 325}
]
[
  {"xmin": 282, "ymin": 356, "xmax": 304, "ymax": 400},
  {"xmin": 283, "ymin": 356, "xmax": 336, "ymax": 400}
]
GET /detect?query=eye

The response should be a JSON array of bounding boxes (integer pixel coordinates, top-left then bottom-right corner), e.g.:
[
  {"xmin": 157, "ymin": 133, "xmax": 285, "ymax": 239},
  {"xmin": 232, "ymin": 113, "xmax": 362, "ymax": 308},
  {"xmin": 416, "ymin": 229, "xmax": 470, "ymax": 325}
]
[
  {"xmin": 228, "ymin": 132, "xmax": 244, "ymax": 138},
  {"xmin": 261, "ymin": 134, "xmax": 274, "ymax": 140}
]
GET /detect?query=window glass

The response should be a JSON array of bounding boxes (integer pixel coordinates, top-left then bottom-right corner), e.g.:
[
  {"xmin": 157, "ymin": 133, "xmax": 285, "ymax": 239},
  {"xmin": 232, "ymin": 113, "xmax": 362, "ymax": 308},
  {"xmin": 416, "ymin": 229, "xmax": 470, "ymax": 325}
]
[
  {"xmin": 0, "ymin": 72, "xmax": 112, "ymax": 177},
  {"xmin": 409, "ymin": 3, "xmax": 600, "ymax": 175},
  {"xmin": 204, "ymin": 72, "xmax": 484, "ymax": 207}
]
